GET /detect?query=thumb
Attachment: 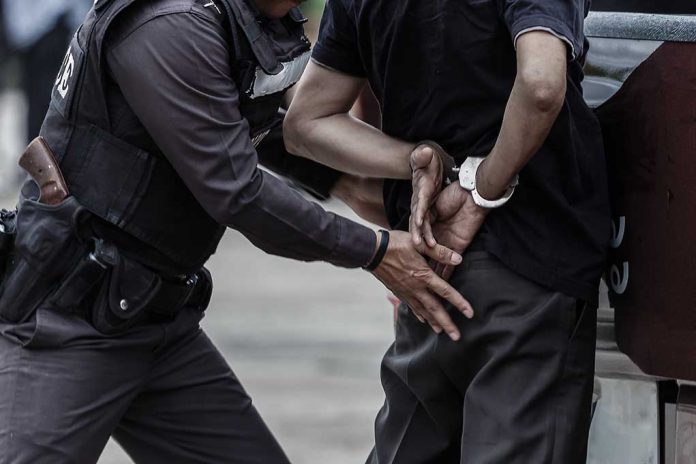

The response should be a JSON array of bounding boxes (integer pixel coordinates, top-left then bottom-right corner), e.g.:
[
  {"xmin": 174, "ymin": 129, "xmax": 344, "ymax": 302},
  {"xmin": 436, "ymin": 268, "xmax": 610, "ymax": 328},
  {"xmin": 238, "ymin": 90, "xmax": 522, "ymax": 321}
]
[{"xmin": 410, "ymin": 146, "xmax": 434, "ymax": 171}]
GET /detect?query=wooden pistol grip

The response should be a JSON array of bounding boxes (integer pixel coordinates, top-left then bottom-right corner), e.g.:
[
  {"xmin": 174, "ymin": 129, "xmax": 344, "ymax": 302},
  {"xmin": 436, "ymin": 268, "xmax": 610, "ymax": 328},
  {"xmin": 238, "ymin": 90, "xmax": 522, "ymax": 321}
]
[{"xmin": 19, "ymin": 137, "xmax": 69, "ymax": 205}]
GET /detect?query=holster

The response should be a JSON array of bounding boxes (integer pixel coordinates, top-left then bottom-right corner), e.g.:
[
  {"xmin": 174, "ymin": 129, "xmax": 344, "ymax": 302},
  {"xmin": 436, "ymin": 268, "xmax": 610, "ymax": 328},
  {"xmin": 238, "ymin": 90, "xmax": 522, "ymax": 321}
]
[
  {"xmin": 0, "ymin": 209, "xmax": 17, "ymax": 284},
  {"xmin": 0, "ymin": 183, "xmax": 89, "ymax": 323},
  {"xmin": 0, "ymin": 183, "xmax": 214, "ymax": 331}
]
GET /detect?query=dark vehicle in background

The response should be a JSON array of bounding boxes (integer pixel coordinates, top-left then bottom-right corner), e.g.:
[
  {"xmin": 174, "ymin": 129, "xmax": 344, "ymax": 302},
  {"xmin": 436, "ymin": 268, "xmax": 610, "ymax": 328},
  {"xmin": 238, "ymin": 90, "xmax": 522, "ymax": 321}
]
[{"xmin": 583, "ymin": 1, "xmax": 696, "ymax": 463}]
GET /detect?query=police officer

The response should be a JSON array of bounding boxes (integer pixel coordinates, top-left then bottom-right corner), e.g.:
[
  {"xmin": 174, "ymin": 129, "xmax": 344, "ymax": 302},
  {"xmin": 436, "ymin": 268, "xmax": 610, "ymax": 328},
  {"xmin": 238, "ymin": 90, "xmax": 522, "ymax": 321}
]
[
  {"xmin": 0, "ymin": 0, "xmax": 474, "ymax": 462},
  {"xmin": 286, "ymin": 0, "xmax": 611, "ymax": 462}
]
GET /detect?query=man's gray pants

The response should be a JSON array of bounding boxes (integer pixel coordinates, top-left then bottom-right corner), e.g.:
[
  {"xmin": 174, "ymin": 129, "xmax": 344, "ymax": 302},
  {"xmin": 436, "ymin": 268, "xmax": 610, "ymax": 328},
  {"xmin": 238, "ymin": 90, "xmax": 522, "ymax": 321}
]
[
  {"xmin": 368, "ymin": 251, "xmax": 597, "ymax": 464},
  {"xmin": 0, "ymin": 306, "xmax": 290, "ymax": 464}
]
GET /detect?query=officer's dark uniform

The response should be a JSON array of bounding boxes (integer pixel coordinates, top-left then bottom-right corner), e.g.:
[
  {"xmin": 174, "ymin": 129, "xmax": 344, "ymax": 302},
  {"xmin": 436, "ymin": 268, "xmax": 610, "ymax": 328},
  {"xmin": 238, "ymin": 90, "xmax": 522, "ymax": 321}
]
[{"xmin": 0, "ymin": 0, "xmax": 378, "ymax": 462}]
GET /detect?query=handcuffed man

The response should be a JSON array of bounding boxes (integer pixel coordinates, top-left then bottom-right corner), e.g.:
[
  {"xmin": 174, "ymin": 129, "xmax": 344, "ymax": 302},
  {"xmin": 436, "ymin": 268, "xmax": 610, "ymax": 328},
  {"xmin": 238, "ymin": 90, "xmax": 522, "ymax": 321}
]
[{"xmin": 285, "ymin": 0, "xmax": 611, "ymax": 462}]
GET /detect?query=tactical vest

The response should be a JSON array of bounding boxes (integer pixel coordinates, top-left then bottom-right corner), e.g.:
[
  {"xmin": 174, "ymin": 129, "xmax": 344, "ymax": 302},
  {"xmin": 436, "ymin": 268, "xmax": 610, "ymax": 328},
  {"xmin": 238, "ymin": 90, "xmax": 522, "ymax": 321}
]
[{"xmin": 39, "ymin": 0, "xmax": 311, "ymax": 273}]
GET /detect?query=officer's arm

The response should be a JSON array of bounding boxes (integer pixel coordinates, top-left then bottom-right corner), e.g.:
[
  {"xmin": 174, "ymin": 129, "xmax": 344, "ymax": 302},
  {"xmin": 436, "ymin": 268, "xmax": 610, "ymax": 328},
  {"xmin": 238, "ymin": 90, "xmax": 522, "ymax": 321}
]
[
  {"xmin": 106, "ymin": 12, "xmax": 375, "ymax": 269},
  {"xmin": 284, "ymin": 61, "xmax": 414, "ymax": 180},
  {"xmin": 474, "ymin": 31, "xmax": 567, "ymax": 201}
]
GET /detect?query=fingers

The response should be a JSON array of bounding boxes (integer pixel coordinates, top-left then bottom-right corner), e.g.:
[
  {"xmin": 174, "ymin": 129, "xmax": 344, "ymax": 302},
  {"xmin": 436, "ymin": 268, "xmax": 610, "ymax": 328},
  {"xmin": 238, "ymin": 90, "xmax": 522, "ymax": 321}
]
[
  {"xmin": 409, "ymin": 145, "xmax": 441, "ymax": 247},
  {"xmin": 410, "ymin": 301, "xmax": 441, "ymax": 332},
  {"xmin": 418, "ymin": 292, "xmax": 461, "ymax": 341},
  {"xmin": 417, "ymin": 242, "xmax": 462, "ymax": 266},
  {"xmin": 413, "ymin": 180, "xmax": 434, "ymax": 228},
  {"xmin": 410, "ymin": 210, "xmax": 423, "ymax": 246},
  {"xmin": 440, "ymin": 265, "xmax": 455, "ymax": 281},
  {"xmin": 427, "ymin": 273, "xmax": 475, "ymax": 319},
  {"xmin": 421, "ymin": 217, "xmax": 437, "ymax": 248}
]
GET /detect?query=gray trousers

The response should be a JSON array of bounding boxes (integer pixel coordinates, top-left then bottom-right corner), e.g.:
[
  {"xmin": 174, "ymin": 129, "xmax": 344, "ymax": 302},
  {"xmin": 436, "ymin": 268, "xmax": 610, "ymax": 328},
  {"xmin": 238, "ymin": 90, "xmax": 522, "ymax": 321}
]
[
  {"xmin": 368, "ymin": 251, "xmax": 597, "ymax": 464},
  {"xmin": 0, "ymin": 306, "xmax": 290, "ymax": 464}
]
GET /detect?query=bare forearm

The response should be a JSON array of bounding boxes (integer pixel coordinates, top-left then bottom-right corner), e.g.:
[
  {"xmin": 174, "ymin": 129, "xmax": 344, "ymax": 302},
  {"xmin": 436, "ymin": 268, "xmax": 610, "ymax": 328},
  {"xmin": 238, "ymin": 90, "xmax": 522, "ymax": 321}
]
[
  {"xmin": 287, "ymin": 112, "xmax": 413, "ymax": 179},
  {"xmin": 332, "ymin": 175, "xmax": 389, "ymax": 228},
  {"xmin": 285, "ymin": 61, "xmax": 414, "ymax": 180},
  {"xmin": 476, "ymin": 31, "xmax": 567, "ymax": 200}
]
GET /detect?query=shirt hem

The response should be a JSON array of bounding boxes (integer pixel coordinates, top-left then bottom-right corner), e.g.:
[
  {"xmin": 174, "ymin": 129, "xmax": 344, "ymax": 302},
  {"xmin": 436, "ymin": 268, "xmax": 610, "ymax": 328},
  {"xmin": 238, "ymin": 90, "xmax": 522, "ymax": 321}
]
[{"xmin": 482, "ymin": 235, "xmax": 601, "ymax": 305}]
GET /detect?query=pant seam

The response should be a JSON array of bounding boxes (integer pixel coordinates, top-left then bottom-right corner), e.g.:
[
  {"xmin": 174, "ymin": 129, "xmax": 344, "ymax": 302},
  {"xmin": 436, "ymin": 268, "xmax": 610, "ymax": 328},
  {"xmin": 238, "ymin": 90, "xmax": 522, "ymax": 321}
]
[{"xmin": 3, "ymin": 345, "xmax": 24, "ymax": 461}]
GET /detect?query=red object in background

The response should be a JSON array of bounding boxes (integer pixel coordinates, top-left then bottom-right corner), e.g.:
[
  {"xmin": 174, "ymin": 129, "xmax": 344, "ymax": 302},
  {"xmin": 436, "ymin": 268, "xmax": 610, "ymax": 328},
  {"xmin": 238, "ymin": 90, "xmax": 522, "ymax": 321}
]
[{"xmin": 597, "ymin": 42, "xmax": 696, "ymax": 381}]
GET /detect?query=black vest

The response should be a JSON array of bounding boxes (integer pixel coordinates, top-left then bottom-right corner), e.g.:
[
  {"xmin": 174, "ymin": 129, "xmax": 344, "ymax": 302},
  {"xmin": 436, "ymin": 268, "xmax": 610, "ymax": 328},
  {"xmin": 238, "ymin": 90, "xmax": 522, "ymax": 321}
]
[{"xmin": 39, "ymin": 0, "xmax": 310, "ymax": 273}]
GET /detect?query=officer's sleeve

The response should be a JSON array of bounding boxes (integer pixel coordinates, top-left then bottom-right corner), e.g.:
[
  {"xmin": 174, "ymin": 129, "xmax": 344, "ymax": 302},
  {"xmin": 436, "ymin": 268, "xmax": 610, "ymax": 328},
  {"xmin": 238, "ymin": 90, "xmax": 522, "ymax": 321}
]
[
  {"xmin": 106, "ymin": 10, "xmax": 376, "ymax": 268},
  {"xmin": 499, "ymin": 0, "xmax": 587, "ymax": 61},
  {"xmin": 311, "ymin": 0, "xmax": 365, "ymax": 77}
]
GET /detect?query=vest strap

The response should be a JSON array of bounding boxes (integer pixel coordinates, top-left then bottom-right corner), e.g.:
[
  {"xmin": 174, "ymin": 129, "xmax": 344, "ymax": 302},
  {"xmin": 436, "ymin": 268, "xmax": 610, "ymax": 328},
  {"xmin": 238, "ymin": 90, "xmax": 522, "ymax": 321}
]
[{"xmin": 220, "ymin": 0, "xmax": 282, "ymax": 74}]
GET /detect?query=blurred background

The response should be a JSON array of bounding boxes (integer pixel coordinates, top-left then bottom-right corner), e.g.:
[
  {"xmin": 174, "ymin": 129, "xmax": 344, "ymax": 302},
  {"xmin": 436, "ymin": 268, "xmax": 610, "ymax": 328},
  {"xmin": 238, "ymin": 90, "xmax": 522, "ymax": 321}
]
[{"xmin": 0, "ymin": 1, "xmax": 395, "ymax": 463}]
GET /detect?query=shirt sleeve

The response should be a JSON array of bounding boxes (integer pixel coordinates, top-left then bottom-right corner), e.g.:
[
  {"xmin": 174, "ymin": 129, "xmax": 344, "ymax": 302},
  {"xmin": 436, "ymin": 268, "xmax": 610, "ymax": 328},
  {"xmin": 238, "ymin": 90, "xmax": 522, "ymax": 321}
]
[
  {"xmin": 106, "ymin": 9, "xmax": 376, "ymax": 269},
  {"xmin": 312, "ymin": 0, "xmax": 365, "ymax": 76},
  {"xmin": 499, "ymin": 0, "xmax": 587, "ymax": 61}
]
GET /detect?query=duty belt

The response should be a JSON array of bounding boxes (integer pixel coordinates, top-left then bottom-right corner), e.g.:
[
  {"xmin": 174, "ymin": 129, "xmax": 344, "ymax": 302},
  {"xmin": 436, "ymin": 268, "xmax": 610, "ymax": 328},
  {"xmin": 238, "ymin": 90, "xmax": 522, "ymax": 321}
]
[{"xmin": 52, "ymin": 239, "xmax": 212, "ymax": 319}]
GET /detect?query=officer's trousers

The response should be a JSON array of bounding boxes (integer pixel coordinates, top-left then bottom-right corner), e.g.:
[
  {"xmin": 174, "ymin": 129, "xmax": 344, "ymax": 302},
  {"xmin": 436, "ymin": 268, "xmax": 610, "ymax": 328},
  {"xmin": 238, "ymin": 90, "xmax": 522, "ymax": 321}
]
[
  {"xmin": 0, "ymin": 306, "xmax": 290, "ymax": 464},
  {"xmin": 368, "ymin": 251, "xmax": 597, "ymax": 464}
]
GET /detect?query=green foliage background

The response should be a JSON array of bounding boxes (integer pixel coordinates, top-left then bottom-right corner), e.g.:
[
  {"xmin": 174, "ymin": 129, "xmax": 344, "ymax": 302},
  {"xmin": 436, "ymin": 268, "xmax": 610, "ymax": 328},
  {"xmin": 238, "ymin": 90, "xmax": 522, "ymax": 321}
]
[
  {"xmin": 303, "ymin": 0, "xmax": 326, "ymax": 18},
  {"xmin": 301, "ymin": 0, "xmax": 326, "ymax": 38}
]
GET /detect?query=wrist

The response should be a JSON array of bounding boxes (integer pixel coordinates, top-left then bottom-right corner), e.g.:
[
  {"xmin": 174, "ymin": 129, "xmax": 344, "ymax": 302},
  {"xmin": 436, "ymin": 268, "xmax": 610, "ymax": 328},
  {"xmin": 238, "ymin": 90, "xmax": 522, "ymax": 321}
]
[
  {"xmin": 474, "ymin": 158, "xmax": 506, "ymax": 201},
  {"xmin": 364, "ymin": 229, "xmax": 390, "ymax": 271},
  {"xmin": 458, "ymin": 155, "xmax": 518, "ymax": 209},
  {"xmin": 412, "ymin": 140, "xmax": 457, "ymax": 187}
]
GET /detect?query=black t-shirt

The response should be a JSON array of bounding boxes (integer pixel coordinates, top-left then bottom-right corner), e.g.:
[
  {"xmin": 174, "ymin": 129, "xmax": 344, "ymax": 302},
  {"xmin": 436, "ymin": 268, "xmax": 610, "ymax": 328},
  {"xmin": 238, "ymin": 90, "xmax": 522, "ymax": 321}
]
[{"xmin": 313, "ymin": 0, "xmax": 611, "ymax": 303}]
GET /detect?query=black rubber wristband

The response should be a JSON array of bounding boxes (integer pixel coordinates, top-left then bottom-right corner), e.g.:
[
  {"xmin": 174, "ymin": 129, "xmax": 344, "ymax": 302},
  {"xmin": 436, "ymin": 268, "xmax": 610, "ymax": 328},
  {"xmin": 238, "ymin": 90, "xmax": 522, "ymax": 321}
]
[{"xmin": 364, "ymin": 230, "xmax": 390, "ymax": 271}]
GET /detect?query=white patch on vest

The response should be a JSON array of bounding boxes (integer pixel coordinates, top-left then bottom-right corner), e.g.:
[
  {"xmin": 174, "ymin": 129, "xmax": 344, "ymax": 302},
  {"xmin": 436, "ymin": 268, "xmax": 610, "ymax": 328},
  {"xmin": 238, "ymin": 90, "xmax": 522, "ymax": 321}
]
[
  {"xmin": 249, "ymin": 51, "xmax": 311, "ymax": 99},
  {"xmin": 55, "ymin": 47, "xmax": 76, "ymax": 99}
]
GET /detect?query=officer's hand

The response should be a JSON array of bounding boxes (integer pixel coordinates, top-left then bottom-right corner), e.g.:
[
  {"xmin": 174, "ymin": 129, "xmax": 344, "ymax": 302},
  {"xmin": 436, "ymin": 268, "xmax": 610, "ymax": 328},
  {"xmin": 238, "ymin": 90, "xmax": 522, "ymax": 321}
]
[
  {"xmin": 409, "ymin": 144, "xmax": 443, "ymax": 248},
  {"xmin": 431, "ymin": 183, "xmax": 489, "ymax": 280},
  {"xmin": 372, "ymin": 231, "xmax": 474, "ymax": 341}
]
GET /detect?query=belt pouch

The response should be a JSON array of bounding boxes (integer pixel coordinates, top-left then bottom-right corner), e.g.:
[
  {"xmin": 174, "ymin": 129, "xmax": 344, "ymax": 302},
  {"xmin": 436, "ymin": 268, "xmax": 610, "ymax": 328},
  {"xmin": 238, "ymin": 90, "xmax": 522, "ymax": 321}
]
[
  {"xmin": 0, "ymin": 184, "xmax": 87, "ymax": 323},
  {"xmin": 90, "ymin": 252, "xmax": 162, "ymax": 335}
]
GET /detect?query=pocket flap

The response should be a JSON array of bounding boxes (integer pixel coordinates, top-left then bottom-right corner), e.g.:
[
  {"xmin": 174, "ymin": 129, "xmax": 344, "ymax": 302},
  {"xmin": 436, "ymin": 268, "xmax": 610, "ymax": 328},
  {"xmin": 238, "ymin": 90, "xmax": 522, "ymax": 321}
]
[{"xmin": 107, "ymin": 255, "xmax": 161, "ymax": 321}]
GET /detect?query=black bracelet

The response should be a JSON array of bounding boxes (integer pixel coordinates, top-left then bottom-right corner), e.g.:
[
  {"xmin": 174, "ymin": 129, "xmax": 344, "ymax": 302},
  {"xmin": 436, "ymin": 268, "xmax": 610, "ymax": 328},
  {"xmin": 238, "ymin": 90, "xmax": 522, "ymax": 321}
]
[{"xmin": 364, "ymin": 230, "xmax": 390, "ymax": 271}]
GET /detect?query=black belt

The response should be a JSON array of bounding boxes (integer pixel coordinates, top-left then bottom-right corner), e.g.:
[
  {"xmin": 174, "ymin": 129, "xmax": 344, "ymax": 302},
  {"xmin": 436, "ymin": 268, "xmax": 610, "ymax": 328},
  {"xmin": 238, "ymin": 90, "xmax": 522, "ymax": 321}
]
[
  {"xmin": 147, "ymin": 268, "xmax": 213, "ymax": 317},
  {"xmin": 52, "ymin": 239, "xmax": 212, "ymax": 319}
]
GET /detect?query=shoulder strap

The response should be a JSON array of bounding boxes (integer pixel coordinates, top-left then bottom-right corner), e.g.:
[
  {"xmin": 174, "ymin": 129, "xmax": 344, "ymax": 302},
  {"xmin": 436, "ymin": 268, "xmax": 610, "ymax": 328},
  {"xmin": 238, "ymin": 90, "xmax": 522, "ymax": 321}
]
[{"xmin": 218, "ymin": 0, "xmax": 282, "ymax": 75}]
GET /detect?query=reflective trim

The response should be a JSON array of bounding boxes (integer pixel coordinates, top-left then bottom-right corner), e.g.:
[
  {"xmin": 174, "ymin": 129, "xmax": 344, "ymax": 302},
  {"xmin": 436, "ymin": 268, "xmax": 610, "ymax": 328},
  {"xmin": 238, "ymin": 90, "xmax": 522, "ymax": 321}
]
[
  {"xmin": 251, "ymin": 128, "xmax": 271, "ymax": 148},
  {"xmin": 250, "ymin": 51, "xmax": 311, "ymax": 99},
  {"xmin": 586, "ymin": 12, "xmax": 696, "ymax": 42}
]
